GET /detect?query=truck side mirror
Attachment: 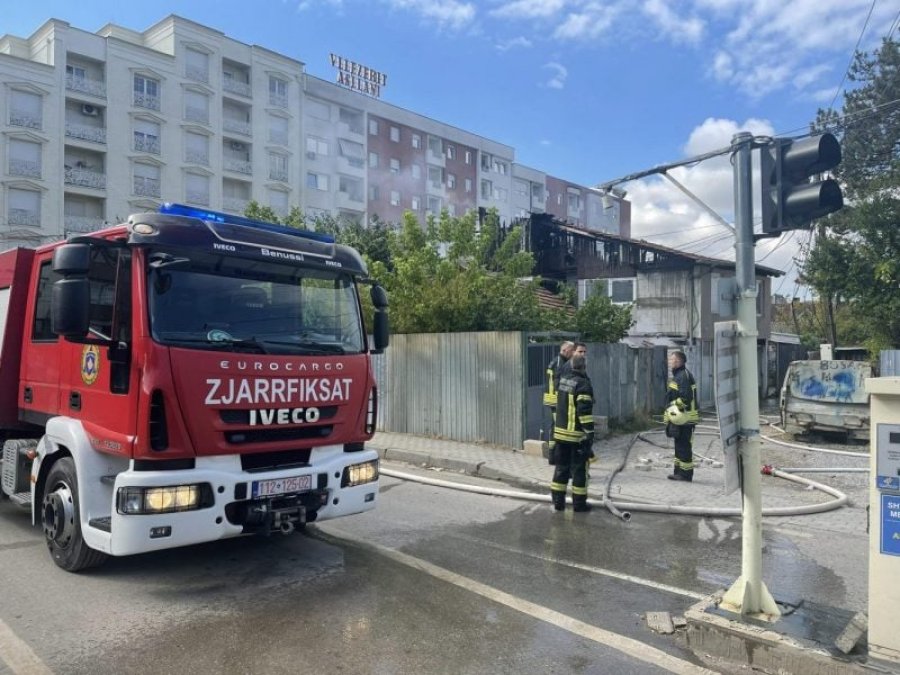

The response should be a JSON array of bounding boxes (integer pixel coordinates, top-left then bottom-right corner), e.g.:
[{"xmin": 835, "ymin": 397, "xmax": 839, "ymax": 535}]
[
  {"xmin": 372, "ymin": 310, "xmax": 389, "ymax": 354},
  {"xmin": 53, "ymin": 243, "xmax": 91, "ymax": 274},
  {"xmin": 51, "ymin": 278, "xmax": 90, "ymax": 338},
  {"xmin": 370, "ymin": 284, "xmax": 389, "ymax": 310}
]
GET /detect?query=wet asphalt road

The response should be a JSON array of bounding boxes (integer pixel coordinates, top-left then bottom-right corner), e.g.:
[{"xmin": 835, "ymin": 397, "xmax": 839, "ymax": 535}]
[{"xmin": 0, "ymin": 462, "xmax": 864, "ymax": 674}]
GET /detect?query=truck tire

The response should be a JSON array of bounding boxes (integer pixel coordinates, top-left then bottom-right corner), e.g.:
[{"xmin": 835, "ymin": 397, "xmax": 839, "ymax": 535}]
[{"xmin": 41, "ymin": 458, "xmax": 108, "ymax": 572}]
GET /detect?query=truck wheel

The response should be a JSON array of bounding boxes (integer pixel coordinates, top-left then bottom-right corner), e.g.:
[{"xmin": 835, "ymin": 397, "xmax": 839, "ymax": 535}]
[{"xmin": 41, "ymin": 458, "xmax": 108, "ymax": 572}]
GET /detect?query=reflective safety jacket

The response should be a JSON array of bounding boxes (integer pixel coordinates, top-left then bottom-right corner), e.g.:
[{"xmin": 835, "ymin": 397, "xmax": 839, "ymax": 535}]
[
  {"xmin": 666, "ymin": 365, "xmax": 700, "ymax": 424},
  {"xmin": 543, "ymin": 354, "xmax": 569, "ymax": 408},
  {"xmin": 553, "ymin": 370, "xmax": 594, "ymax": 443}
]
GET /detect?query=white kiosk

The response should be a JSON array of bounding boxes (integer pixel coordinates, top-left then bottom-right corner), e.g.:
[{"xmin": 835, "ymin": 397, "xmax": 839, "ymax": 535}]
[{"xmin": 867, "ymin": 377, "xmax": 900, "ymax": 664}]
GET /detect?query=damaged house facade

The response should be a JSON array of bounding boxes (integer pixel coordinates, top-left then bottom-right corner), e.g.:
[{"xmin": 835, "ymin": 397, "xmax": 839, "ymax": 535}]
[{"xmin": 523, "ymin": 214, "xmax": 782, "ymax": 406}]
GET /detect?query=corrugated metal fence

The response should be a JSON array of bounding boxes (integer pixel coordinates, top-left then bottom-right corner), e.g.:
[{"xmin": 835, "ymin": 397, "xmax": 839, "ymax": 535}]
[
  {"xmin": 372, "ymin": 332, "xmax": 525, "ymax": 448},
  {"xmin": 881, "ymin": 350, "xmax": 900, "ymax": 376},
  {"xmin": 374, "ymin": 333, "xmax": 668, "ymax": 449}
]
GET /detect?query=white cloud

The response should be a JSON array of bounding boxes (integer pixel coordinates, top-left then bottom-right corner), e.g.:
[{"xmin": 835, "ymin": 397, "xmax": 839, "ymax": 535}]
[
  {"xmin": 382, "ymin": 0, "xmax": 476, "ymax": 29},
  {"xmin": 490, "ymin": 0, "xmax": 568, "ymax": 20},
  {"xmin": 496, "ymin": 36, "xmax": 533, "ymax": 51},
  {"xmin": 641, "ymin": 0, "xmax": 705, "ymax": 45},
  {"xmin": 542, "ymin": 61, "xmax": 568, "ymax": 89},
  {"xmin": 552, "ymin": 3, "xmax": 621, "ymax": 40}
]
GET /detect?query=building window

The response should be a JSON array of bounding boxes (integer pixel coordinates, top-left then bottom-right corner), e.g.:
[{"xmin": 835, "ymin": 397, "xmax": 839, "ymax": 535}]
[
  {"xmin": 578, "ymin": 278, "xmax": 636, "ymax": 305},
  {"xmin": 133, "ymin": 119, "xmax": 161, "ymax": 154},
  {"xmin": 428, "ymin": 136, "xmax": 442, "ymax": 158},
  {"xmin": 390, "ymin": 158, "xmax": 400, "ymax": 174},
  {"xmin": 368, "ymin": 119, "xmax": 379, "ymax": 136},
  {"xmin": 8, "ymin": 138, "xmax": 42, "ymax": 178},
  {"xmin": 184, "ymin": 48, "xmax": 209, "ymax": 83},
  {"xmin": 269, "ymin": 152, "xmax": 289, "ymax": 182},
  {"xmin": 133, "ymin": 74, "xmax": 160, "ymax": 110},
  {"xmin": 412, "ymin": 164, "xmax": 421, "ymax": 179},
  {"xmin": 338, "ymin": 107, "xmax": 362, "ymax": 133},
  {"xmin": 411, "ymin": 195, "xmax": 420, "ymax": 211},
  {"xmin": 268, "ymin": 76, "xmax": 288, "ymax": 108},
  {"xmin": 412, "ymin": 134, "xmax": 421, "ymax": 149},
  {"xmin": 465, "ymin": 178, "xmax": 472, "ymax": 193},
  {"xmin": 307, "ymin": 98, "xmax": 330, "ymax": 121},
  {"xmin": 567, "ymin": 190, "xmax": 581, "ymax": 212},
  {"xmin": 465, "ymin": 150, "xmax": 472, "ymax": 164},
  {"xmin": 426, "ymin": 196, "xmax": 441, "ymax": 215},
  {"xmin": 268, "ymin": 114, "xmax": 288, "ymax": 145},
  {"xmin": 133, "ymin": 162, "xmax": 161, "ymax": 198},
  {"xmin": 306, "ymin": 135, "xmax": 328, "ymax": 157},
  {"xmin": 514, "ymin": 179, "xmax": 528, "ymax": 198},
  {"xmin": 390, "ymin": 190, "xmax": 400, "ymax": 206},
  {"xmin": 339, "ymin": 175, "xmax": 364, "ymax": 202},
  {"xmin": 369, "ymin": 185, "xmax": 380, "ymax": 201},
  {"xmin": 184, "ymin": 131, "xmax": 209, "ymax": 165},
  {"xmin": 447, "ymin": 173, "xmax": 456, "ymax": 189},
  {"xmin": 339, "ymin": 139, "xmax": 365, "ymax": 168},
  {"xmin": 185, "ymin": 172, "xmax": 210, "ymax": 206},
  {"xmin": 446, "ymin": 145, "xmax": 455, "ymax": 160},
  {"xmin": 369, "ymin": 152, "xmax": 379, "ymax": 168},
  {"xmin": 481, "ymin": 179, "xmax": 492, "ymax": 200},
  {"xmin": 481, "ymin": 153, "xmax": 491, "ymax": 171},
  {"xmin": 428, "ymin": 166, "xmax": 444, "ymax": 189},
  {"xmin": 7, "ymin": 187, "xmax": 41, "ymax": 227},
  {"xmin": 8, "ymin": 89, "xmax": 43, "ymax": 130},
  {"xmin": 390, "ymin": 126, "xmax": 400, "ymax": 142},
  {"xmin": 306, "ymin": 172, "xmax": 329, "ymax": 191},
  {"xmin": 492, "ymin": 158, "xmax": 508, "ymax": 175}
]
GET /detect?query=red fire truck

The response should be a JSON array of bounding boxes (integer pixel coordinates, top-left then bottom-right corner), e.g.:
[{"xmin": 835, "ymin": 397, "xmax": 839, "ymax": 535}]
[{"xmin": 0, "ymin": 204, "xmax": 388, "ymax": 571}]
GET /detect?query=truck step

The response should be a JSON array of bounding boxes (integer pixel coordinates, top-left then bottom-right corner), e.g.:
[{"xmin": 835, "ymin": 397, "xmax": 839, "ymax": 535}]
[
  {"xmin": 89, "ymin": 517, "xmax": 111, "ymax": 532},
  {"xmin": 9, "ymin": 492, "xmax": 30, "ymax": 508}
]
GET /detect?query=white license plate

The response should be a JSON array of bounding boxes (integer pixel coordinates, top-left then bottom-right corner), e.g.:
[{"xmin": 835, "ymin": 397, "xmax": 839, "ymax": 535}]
[{"xmin": 252, "ymin": 474, "xmax": 313, "ymax": 498}]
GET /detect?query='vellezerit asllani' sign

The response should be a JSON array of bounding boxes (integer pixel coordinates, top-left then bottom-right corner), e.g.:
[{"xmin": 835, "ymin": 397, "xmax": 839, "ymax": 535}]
[{"xmin": 329, "ymin": 53, "xmax": 387, "ymax": 98}]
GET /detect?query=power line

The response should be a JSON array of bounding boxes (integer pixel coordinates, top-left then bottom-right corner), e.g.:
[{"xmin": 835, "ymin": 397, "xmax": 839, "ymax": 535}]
[
  {"xmin": 757, "ymin": 230, "xmax": 796, "ymax": 263},
  {"xmin": 827, "ymin": 0, "xmax": 878, "ymax": 113}
]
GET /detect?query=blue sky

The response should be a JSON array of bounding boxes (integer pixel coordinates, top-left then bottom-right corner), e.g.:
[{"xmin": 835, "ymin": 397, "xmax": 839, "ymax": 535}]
[{"xmin": 5, "ymin": 0, "xmax": 899, "ymax": 294}]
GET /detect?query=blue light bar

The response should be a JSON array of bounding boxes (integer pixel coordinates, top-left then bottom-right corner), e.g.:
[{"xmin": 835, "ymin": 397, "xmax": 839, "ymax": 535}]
[{"xmin": 159, "ymin": 202, "xmax": 335, "ymax": 244}]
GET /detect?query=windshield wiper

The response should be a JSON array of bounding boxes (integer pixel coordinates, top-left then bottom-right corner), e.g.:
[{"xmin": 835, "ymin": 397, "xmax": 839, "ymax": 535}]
[
  {"xmin": 255, "ymin": 338, "xmax": 347, "ymax": 355},
  {"xmin": 156, "ymin": 334, "xmax": 269, "ymax": 354}
]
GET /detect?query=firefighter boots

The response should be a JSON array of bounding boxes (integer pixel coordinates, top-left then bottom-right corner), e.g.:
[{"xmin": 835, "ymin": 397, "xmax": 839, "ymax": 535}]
[
  {"xmin": 551, "ymin": 490, "xmax": 566, "ymax": 511},
  {"xmin": 572, "ymin": 495, "xmax": 592, "ymax": 512}
]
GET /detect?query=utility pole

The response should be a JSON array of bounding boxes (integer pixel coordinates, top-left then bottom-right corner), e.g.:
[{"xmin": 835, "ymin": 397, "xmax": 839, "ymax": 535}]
[{"xmin": 720, "ymin": 132, "xmax": 780, "ymax": 618}]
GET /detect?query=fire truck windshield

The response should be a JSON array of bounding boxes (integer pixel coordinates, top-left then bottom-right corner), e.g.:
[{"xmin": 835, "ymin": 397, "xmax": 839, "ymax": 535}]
[{"xmin": 147, "ymin": 249, "xmax": 365, "ymax": 355}]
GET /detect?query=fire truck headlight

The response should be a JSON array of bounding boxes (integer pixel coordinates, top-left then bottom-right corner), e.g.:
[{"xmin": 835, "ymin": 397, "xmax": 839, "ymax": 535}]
[
  {"xmin": 341, "ymin": 460, "xmax": 379, "ymax": 488},
  {"xmin": 117, "ymin": 484, "xmax": 213, "ymax": 514}
]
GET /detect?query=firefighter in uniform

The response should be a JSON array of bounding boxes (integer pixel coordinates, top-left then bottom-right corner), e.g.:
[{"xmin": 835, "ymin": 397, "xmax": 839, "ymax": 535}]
[
  {"xmin": 664, "ymin": 350, "xmax": 699, "ymax": 481},
  {"xmin": 550, "ymin": 354, "xmax": 595, "ymax": 511},
  {"xmin": 543, "ymin": 341, "xmax": 574, "ymax": 455}
]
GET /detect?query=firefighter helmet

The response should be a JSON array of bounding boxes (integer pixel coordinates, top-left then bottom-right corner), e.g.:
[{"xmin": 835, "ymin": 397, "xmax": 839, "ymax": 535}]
[{"xmin": 665, "ymin": 402, "xmax": 690, "ymax": 426}]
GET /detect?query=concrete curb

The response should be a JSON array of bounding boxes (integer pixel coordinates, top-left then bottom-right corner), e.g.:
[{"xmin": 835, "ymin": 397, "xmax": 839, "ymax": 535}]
[{"xmin": 684, "ymin": 593, "xmax": 872, "ymax": 675}]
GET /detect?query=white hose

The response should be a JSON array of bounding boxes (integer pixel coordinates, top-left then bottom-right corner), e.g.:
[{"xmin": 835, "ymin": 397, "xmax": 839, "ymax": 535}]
[
  {"xmin": 380, "ymin": 466, "xmax": 849, "ymax": 518},
  {"xmin": 760, "ymin": 423, "xmax": 869, "ymax": 458},
  {"xmin": 775, "ymin": 467, "xmax": 868, "ymax": 474}
]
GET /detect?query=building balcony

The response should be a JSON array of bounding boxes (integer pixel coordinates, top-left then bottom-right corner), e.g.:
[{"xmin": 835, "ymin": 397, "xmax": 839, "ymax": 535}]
[
  {"xmin": 7, "ymin": 208, "xmax": 40, "ymax": 227},
  {"xmin": 337, "ymin": 121, "xmax": 364, "ymax": 139},
  {"xmin": 223, "ymin": 197, "xmax": 250, "ymax": 213},
  {"xmin": 338, "ymin": 156, "xmax": 366, "ymax": 176},
  {"xmin": 8, "ymin": 159, "xmax": 41, "ymax": 179},
  {"xmin": 65, "ymin": 167, "xmax": 106, "ymax": 190},
  {"xmin": 185, "ymin": 148, "xmax": 209, "ymax": 166},
  {"xmin": 66, "ymin": 122, "xmax": 107, "ymax": 144},
  {"xmin": 185, "ymin": 65, "xmax": 209, "ymax": 84},
  {"xmin": 133, "ymin": 92, "xmax": 160, "ymax": 111},
  {"xmin": 268, "ymin": 129, "xmax": 288, "ymax": 146},
  {"xmin": 66, "ymin": 74, "xmax": 106, "ymax": 98},
  {"xmin": 268, "ymin": 168, "xmax": 288, "ymax": 182},
  {"xmin": 133, "ymin": 175, "xmax": 161, "ymax": 198},
  {"xmin": 224, "ymin": 158, "xmax": 252, "ymax": 174},
  {"xmin": 186, "ymin": 190, "xmax": 210, "ymax": 206},
  {"xmin": 427, "ymin": 180, "xmax": 446, "ymax": 197},
  {"xmin": 223, "ymin": 78, "xmax": 252, "ymax": 98},
  {"xmin": 269, "ymin": 92, "xmax": 288, "ymax": 109},
  {"xmin": 184, "ymin": 106, "xmax": 209, "ymax": 125},
  {"xmin": 223, "ymin": 118, "xmax": 251, "ymax": 136},
  {"xmin": 336, "ymin": 190, "xmax": 365, "ymax": 210},
  {"xmin": 427, "ymin": 150, "xmax": 446, "ymax": 168},
  {"xmin": 8, "ymin": 111, "xmax": 42, "ymax": 131},
  {"xmin": 64, "ymin": 215, "xmax": 105, "ymax": 234},
  {"xmin": 133, "ymin": 136, "xmax": 161, "ymax": 154}
]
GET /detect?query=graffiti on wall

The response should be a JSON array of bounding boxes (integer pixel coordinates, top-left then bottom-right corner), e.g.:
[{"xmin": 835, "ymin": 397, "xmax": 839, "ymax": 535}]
[{"xmin": 789, "ymin": 360, "xmax": 871, "ymax": 404}]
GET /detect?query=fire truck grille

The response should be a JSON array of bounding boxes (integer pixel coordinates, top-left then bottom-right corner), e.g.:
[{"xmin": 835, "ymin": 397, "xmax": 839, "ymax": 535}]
[
  {"xmin": 225, "ymin": 425, "xmax": 333, "ymax": 445},
  {"xmin": 219, "ymin": 406, "xmax": 338, "ymax": 425},
  {"xmin": 240, "ymin": 448, "xmax": 313, "ymax": 472}
]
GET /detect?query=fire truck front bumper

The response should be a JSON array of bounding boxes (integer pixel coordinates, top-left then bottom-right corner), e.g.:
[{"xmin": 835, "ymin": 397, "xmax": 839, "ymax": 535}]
[{"xmin": 105, "ymin": 449, "xmax": 379, "ymax": 556}]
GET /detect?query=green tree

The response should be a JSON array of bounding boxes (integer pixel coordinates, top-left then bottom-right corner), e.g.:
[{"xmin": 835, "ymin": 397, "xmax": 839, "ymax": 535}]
[
  {"xmin": 379, "ymin": 210, "xmax": 554, "ymax": 333},
  {"xmin": 801, "ymin": 37, "xmax": 900, "ymax": 351},
  {"xmin": 574, "ymin": 292, "xmax": 634, "ymax": 343}
]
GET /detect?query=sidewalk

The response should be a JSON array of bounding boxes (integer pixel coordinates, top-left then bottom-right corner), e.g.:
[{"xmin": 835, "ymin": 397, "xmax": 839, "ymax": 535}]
[{"xmin": 367, "ymin": 428, "xmax": 880, "ymax": 675}]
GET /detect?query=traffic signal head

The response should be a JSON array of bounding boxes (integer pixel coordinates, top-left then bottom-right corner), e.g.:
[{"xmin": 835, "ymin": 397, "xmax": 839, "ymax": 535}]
[{"xmin": 759, "ymin": 133, "xmax": 844, "ymax": 236}]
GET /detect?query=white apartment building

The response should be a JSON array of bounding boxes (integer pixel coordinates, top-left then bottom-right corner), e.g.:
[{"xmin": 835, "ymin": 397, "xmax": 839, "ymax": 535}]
[{"xmin": 0, "ymin": 14, "xmax": 628, "ymax": 249}]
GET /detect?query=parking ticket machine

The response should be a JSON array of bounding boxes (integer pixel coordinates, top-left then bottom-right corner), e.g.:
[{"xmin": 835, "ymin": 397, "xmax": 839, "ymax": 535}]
[{"xmin": 867, "ymin": 377, "xmax": 900, "ymax": 664}]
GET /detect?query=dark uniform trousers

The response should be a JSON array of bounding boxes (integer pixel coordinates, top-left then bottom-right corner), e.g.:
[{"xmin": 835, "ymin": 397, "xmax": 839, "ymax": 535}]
[
  {"xmin": 672, "ymin": 424, "xmax": 695, "ymax": 480},
  {"xmin": 550, "ymin": 443, "xmax": 590, "ymax": 509}
]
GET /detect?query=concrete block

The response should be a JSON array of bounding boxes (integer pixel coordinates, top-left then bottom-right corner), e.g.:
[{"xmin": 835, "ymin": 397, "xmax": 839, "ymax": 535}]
[
  {"xmin": 834, "ymin": 612, "xmax": 867, "ymax": 655},
  {"xmin": 672, "ymin": 615, "xmax": 687, "ymax": 629},
  {"xmin": 646, "ymin": 611, "xmax": 675, "ymax": 634},
  {"xmin": 522, "ymin": 439, "xmax": 547, "ymax": 458}
]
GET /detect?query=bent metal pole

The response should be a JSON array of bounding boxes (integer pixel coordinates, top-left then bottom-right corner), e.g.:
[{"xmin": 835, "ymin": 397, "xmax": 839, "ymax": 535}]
[{"xmin": 720, "ymin": 132, "xmax": 780, "ymax": 618}]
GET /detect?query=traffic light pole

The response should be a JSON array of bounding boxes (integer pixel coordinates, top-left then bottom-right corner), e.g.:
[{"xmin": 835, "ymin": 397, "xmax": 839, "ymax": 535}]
[{"xmin": 720, "ymin": 132, "xmax": 781, "ymax": 618}]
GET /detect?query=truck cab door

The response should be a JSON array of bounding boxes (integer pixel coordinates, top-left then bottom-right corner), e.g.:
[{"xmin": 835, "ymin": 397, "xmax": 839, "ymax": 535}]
[
  {"xmin": 20, "ymin": 257, "xmax": 64, "ymax": 420},
  {"xmin": 59, "ymin": 248, "xmax": 137, "ymax": 457}
]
